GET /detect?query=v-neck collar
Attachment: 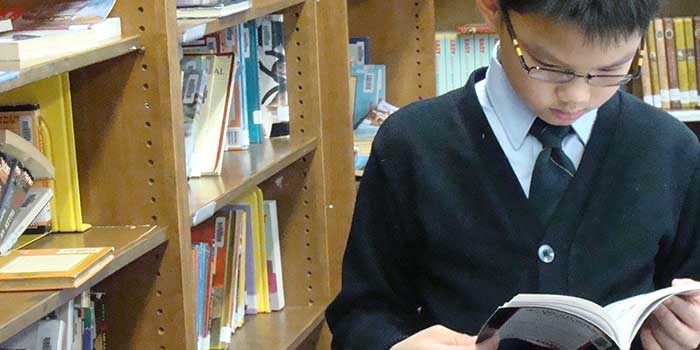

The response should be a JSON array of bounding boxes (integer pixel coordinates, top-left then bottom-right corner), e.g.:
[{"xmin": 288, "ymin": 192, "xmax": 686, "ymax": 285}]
[{"xmin": 456, "ymin": 67, "xmax": 622, "ymax": 240}]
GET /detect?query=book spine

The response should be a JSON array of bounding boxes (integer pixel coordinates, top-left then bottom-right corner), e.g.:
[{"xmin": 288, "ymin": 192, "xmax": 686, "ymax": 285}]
[
  {"xmin": 695, "ymin": 17, "xmax": 700, "ymax": 108},
  {"xmin": 685, "ymin": 18, "xmax": 698, "ymax": 107},
  {"xmin": 673, "ymin": 18, "xmax": 690, "ymax": 108},
  {"xmin": 655, "ymin": 19, "xmax": 671, "ymax": 109},
  {"xmin": 641, "ymin": 36, "xmax": 654, "ymax": 106},
  {"xmin": 664, "ymin": 18, "xmax": 682, "ymax": 109},
  {"xmin": 647, "ymin": 23, "xmax": 662, "ymax": 107}
]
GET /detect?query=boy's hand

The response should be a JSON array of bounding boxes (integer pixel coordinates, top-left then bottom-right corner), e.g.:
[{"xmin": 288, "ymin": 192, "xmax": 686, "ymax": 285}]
[
  {"xmin": 390, "ymin": 325, "xmax": 499, "ymax": 350},
  {"xmin": 641, "ymin": 279, "xmax": 700, "ymax": 350}
]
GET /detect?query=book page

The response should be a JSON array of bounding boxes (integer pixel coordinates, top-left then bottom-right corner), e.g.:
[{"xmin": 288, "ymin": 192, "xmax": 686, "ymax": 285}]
[
  {"xmin": 480, "ymin": 307, "xmax": 618, "ymax": 350},
  {"xmin": 0, "ymin": 253, "xmax": 89, "ymax": 273},
  {"xmin": 604, "ymin": 283, "xmax": 700, "ymax": 348}
]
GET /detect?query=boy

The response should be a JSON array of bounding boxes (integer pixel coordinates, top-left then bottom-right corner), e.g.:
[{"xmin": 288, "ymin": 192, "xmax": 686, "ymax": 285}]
[{"xmin": 326, "ymin": 0, "xmax": 700, "ymax": 349}]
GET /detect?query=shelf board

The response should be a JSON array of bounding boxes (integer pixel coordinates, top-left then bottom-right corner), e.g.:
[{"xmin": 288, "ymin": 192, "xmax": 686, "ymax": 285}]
[
  {"xmin": 0, "ymin": 225, "xmax": 167, "ymax": 343},
  {"xmin": 0, "ymin": 36, "xmax": 141, "ymax": 94},
  {"xmin": 188, "ymin": 136, "xmax": 318, "ymax": 220},
  {"xmin": 177, "ymin": 0, "xmax": 305, "ymax": 42},
  {"xmin": 670, "ymin": 110, "xmax": 700, "ymax": 123},
  {"xmin": 230, "ymin": 304, "xmax": 326, "ymax": 350}
]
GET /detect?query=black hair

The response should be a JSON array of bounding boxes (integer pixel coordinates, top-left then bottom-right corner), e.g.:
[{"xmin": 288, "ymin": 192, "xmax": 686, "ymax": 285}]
[{"xmin": 499, "ymin": 0, "xmax": 661, "ymax": 43}]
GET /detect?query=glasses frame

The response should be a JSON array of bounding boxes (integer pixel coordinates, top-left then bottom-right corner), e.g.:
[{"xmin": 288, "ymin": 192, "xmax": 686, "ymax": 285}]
[{"xmin": 501, "ymin": 9, "xmax": 645, "ymax": 87}]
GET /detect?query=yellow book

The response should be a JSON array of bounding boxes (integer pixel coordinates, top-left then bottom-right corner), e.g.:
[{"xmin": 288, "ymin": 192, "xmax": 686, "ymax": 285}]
[
  {"xmin": 654, "ymin": 19, "xmax": 671, "ymax": 109},
  {"xmin": 0, "ymin": 73, "xmax": 90, "ymax": 232},
  {"xmin": 647, "ymin": 24, "xmax": 662, "ymax": 108},
  {"xmin": 684, "ymin": 17, "xmax": 698, "ymax": 107},
  {"xmin": 673, "ymin": 18, "xmax": 690, "ymax": 109},
  {"xmin": 254, "ymin": 187, "xmax": 270, "ymax": 313},
  {"xmin": 640, "ymin": 39, "xmax": 653, "ymax": 106},
  {"xmin": 0, "ymin": 247, "xmax": 113, "ymax": 291}
]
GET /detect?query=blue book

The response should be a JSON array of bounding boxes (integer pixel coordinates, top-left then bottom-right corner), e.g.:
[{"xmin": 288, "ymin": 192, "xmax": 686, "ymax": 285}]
[
  {"xmin": 350, "ymin": 64, "xmax": 386, "ymax": 128},
  {"xmin": 241, "ymin": 21, "xmax": 264, "ymax": 143}
]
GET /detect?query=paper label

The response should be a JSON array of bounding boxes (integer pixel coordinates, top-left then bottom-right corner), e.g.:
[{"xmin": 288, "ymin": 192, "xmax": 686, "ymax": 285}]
[{"xmin": 0, "ymin": 254, "xmax": 88, "ymax": 273}]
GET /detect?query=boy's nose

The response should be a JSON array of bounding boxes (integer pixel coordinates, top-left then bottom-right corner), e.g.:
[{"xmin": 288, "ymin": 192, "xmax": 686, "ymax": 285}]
[{"xmin": 555, "ymin": 77, "xmax": 590, "ymax": 106}]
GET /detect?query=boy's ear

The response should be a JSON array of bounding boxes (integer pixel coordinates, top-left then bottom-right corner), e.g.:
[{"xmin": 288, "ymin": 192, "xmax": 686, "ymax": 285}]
[{"xmin": 476, "ymin": 0, "xmax": 503, "ymax": 34}]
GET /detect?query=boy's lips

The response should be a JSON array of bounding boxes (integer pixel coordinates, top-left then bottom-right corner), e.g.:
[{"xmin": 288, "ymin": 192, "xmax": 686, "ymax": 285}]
[{"xmin": 549, "ymin": 108, "xmax": 586, "ymax": 121}]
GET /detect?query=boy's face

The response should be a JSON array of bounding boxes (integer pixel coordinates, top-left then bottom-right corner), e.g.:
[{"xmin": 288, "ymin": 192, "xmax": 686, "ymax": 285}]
[{"xmin": 498, "ymin": 11, "xmax": 642, "ymax": 126}]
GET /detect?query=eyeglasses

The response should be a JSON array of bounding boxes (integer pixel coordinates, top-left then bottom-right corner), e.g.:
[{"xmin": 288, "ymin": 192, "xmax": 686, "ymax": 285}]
[{"xmin": 502, "ymin": 10, "xmax": 645, "ymax": 87}]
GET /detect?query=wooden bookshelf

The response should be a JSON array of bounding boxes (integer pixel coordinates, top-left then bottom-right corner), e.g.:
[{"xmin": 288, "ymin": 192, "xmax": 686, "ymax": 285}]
[
  {"xmin": 0, "ymin": 225, "xmax": 167, "ymax": 344},
  {"xmin": 0, "ymin": 0, "xmax": 354, "ymax": 348},
  {"xmin": 347, "ymin": 1, "xmax": 436, "ymax": 106},
  {"xmin": 177, "ymin": 0, "xmax": 305, "ymax": 42},
  {"xmin": 0, "ymin": 36, "xmax": 141, "ymax": 94},
  {"xmin": 188, "ymin": 137, "xmax": 318, "ymax": 220},
  {"xmin": 230, "ymin": 304, "xmax": 326, "ymax": 350}
]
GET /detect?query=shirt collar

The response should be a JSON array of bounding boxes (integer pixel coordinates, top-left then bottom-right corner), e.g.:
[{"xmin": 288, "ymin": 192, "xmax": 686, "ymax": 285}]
[{"xmin": 484, "ymin": 42, "xmax": 597, "ymax": 149}]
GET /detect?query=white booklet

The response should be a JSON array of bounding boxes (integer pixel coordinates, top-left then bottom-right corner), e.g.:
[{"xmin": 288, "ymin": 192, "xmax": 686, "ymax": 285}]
[{"xmin": 477, "ymin": 283, "xmax": 700, "ymax": 350}]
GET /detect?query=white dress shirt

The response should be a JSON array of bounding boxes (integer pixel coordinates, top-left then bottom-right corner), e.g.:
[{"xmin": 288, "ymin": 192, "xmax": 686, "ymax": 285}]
[{"xmin": 474, "ymin": 43, "xmax": 598, "ymax": 197}]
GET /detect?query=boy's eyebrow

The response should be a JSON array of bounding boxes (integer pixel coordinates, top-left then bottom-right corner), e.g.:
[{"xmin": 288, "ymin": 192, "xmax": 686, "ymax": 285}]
[{"xmin": 525, "ymin": 42, "xmax": 638, "ymax": 70}]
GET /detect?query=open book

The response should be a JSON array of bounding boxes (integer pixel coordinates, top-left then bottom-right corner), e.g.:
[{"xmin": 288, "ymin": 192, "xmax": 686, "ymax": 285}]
[{"xmin": 476, "ymin": 283, "xmax": 700, "ymax": 350}]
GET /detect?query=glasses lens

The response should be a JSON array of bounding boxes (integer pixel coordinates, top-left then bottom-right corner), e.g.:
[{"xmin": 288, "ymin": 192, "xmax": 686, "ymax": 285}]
[
  {"xmin": 587, "ymin": 75, "xmax": 634, "ymax": 87},
  {"xmin": 528, "ymin": 67, "xmax": 575, "ymax": 84}
]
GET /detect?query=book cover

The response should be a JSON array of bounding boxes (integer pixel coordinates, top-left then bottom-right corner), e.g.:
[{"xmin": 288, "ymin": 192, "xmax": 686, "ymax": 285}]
[
  {"xmin": 435, "ymin": 32, "xmax": 447, "ymax": 95},
  {"xmin": 241, "ymin": 20, "xmax": 263, "ymax": 144},
  {"xmin": 176, "ymin": 0, "xmax": 251, "ymax": 19},
  {"xmin": 475, "ymin": 33, "xmax": 490, "ymax": 70},
  {"xmin": 10, "ymin": 0, "xmax": 116, "ymax": 30},
  {"xmin": 688, "ymin": 17, "xmax": 699, "ymax": 107},
  {"xmin": 664, "ymin": 18, "xmax": 682, "ymax": 109},
  {"xmin": 226, "ymin": 50, "xmax": 249, "ymax": 151},
  {"xmin": 257, "ymin": 15, "xmax": 288, "ymax": 138},
  {"xmin": 190, "ymin": 53, "xmax": 234, "ymax": 176},
  {"xmin": 351, "ymin": 64, "xmax": 386, "ymax": 129},
  {"xmin": 654, "ymin": 18, "xmax": 671, "ymax": 109},
  {"xmin": 647, "ymin": 24, "xmax": 662, "ymax": 107},
  {"xmin": 229, "ymin": 202, "xmax": 256, "ymax": 315},
  {"xmin": 446, "ymin": 32, "xmax": 459, "ymax": 92},
  {"xmin": 253, "ymin": 188, "xmax": 269, "ymax": 313},
  {"xmin": 695, "ymin": 17, "xmax": 700, "ymax": 108},
  {"xmin": 476, "ymin": 283, "xmax": 700, "ymax": 350},
  {"xmin": 233, "ymin": 209, "xmax": 247, "ymax": 328},
  {"xmin": 640, "ymin": 38, "xmax": 653, "ymax": 106},
  {"xmin": 180, "ymin": 55, "xmax": 212, "ymax": 178},
  {"xmin": 263, "ymin": 200, "xmax": 284, "ymax": 311},
  {"xmin": 0, "ymin": 160, "xmax": 33, "ymax": 246},
  {"xmin": 673, "ymin": 18, "xmax": 690, "ymax": 108},
  {"xmin": 0, "ymin": 246, "xmax": 114, "ymax": 291}
]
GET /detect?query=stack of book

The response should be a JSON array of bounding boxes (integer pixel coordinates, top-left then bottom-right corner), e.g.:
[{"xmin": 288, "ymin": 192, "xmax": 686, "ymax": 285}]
[
  {"xmin": 0, "ymin": 0, "xmax": 123, "ymax": 70},
  {"xmin": 0, "ymin": 289, "xmax": 110, "ymax": 350},
  {"xmin": 176, "ymin": 0, "xmax": 251, "ymax": 19},
  {"xmin": 0, "ymin": 127, "xmax": 55, "ymax": 256},
  {"xmin": 190, "ymin": 187, "xmax": 284, "ymax": 350},
  {"xmin": 436, "ymin": 24, "xmax": 498, "ymax": 95},
  {"xmin": 640, "ymin": 17, "xmax": 700, "ymax": 111},
  {"xmin": 180, "ymin": 15, "xmax": 290, "ymax": 179}
]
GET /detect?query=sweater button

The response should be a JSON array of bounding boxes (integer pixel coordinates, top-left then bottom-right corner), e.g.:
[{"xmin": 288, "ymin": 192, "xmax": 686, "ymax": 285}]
[{"xmin": 538, "ymin": 244, "xmax": 555, "ymax": 263}]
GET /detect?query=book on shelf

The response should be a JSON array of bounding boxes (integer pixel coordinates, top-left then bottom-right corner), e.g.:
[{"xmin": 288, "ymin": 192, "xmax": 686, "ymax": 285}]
[
  {"xmin": 0, "ymin": 316, "xmax": 64, "ymax": 350},
  {"xmin": 654, "ymin": 19, "xmax": 672, "ymax": 109},
  {"xmin": 181, "ymin": 55, "xmax": 212, "ymax": 178},
  {"xmin": 0, "ymin": 246, "xmax": 114, "ymax": 291},
  {"xmin": 5, "ymin": 0, "xmax": 116, "ymax": 30},
  {"xmin": 0, "ymin": 187, "xmax": 53, "ymax": 256},
  {"xmin": 0, "ymin": 157, "xmax": 34, "ymax": 254},
  {"xmin": 257, "ymin": 15, "xmax": 289, "ymax": 138},
  {"xmin": 0, "ymin": 17, "xmax": 122, "ymax": 68},
  {"xmin": 0, "ymin": 73, "xmax": 92, "ymax": 233},
  {"xmin": 263, "ymin": 200, "xmax": 284, "ymax": 311},
  {"xmin": 176, "ymin": 0, "xmax": 251, "ymax": 19},
  {"xmin": 349, "ymin": 37, "xmax": 370, "ymax": 65},
  {"xmin": 435, "ymin": 29, "xmax": 498, "ymax": 95},
  {"xmin": 241, "ymin": 21, "xmax": 264, "ymax": 144},
  {"xmin": 639, "ymin": 17, "xmax": 700, "ymax": 112},
  {"xmin": 0, "ymin": 104, "xmax": 52, "ymax": 234},
  {"xmin": 476, "ymin": 283, "xmax": 700, "ymax": 350}
]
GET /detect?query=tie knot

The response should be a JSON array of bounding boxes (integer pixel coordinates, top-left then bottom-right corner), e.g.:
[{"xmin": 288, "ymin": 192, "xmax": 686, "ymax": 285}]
[{"xmin": 529, "ymin": 118, "xmax": 572, "ymax": 149}]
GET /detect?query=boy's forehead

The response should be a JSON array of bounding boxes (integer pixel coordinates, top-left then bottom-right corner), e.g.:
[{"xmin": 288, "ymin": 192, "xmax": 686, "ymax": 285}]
[{"xmin": 514, "ymin": 11, "xmax": 642, "ymax": 66}]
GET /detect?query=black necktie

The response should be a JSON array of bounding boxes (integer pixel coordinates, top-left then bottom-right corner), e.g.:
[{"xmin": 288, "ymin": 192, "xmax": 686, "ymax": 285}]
[{"xmin": 528, "ymin": 118, "xmax": 577, "ymax": 225}]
